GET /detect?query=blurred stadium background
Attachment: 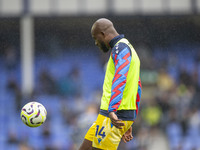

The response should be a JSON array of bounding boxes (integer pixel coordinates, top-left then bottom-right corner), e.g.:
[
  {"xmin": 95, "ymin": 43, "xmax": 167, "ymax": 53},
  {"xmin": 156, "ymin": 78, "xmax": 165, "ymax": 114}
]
[{"xmin": 0, "ymin": 0, "xmax": 200, "ymax": 150}]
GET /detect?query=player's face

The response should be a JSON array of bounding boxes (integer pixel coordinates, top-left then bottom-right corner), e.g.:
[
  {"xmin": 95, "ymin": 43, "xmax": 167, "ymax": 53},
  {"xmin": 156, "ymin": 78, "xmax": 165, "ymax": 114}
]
[
  {"xmin": 92, "ymin": 34, "xmax": 109, "ymax": 53},
  {"xmin": 99, "ymin": 41, "xmax": 109, "ymax": 53}
]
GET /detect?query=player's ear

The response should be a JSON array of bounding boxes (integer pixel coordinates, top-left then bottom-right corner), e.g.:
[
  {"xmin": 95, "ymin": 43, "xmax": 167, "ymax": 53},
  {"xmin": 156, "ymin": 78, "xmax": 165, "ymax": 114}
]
[{"xmin": 100, "ymin": 31, "xmax": 106, "ymax": 37}]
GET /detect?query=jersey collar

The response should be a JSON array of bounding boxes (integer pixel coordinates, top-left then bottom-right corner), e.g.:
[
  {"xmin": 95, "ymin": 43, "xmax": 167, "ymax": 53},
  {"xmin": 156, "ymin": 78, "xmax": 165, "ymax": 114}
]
[{"xmin": 109, "ymin": 34, "xmax": 124, "ymax": 48}]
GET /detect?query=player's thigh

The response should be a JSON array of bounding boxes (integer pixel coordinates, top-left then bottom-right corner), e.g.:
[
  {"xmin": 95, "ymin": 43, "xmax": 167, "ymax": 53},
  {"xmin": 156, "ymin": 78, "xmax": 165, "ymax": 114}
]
[
  {"xmin": 92, "ymin": 114, "xmax": 133, "ymax": 150},
  {"xmin": 79, "ymin": 139, "xmax": 92, "ymax": 150},
  {"xmin": 85, "ymin": 121, "xmax": 97, "ymax": 142},
  {"xmin": 80, "ymin": 120, "xmax": 97, "ymax": 150},
  {"xmin": 92, "ymin": 147, "xmax": 103, "ymax": 150}
]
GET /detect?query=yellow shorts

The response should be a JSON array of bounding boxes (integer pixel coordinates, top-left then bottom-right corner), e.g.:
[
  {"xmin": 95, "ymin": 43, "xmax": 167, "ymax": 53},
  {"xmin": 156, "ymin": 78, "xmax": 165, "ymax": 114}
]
[{"xmin": 85, "ymin": 114, "xmax": 133, "ymax": 150}]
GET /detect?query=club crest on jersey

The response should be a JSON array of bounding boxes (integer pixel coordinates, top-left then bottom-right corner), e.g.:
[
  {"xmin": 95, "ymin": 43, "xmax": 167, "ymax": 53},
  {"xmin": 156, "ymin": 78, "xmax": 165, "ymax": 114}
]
[{"xmin": 98, "ymin": 138, "xmax": 102, "ymax": 144}]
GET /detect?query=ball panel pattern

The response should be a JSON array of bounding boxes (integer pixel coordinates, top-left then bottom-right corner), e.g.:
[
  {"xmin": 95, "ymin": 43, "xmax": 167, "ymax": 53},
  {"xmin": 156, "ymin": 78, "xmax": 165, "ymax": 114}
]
[{"xmin": 20, "ymin": 102, "xmax": 47, "ymax": 127}]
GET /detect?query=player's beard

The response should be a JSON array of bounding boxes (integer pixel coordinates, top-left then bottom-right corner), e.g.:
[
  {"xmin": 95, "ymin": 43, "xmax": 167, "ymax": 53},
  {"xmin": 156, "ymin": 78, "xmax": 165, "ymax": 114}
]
[{"xmin": 100, "ymin": 41, "xmax": 109, "ymax": 53}]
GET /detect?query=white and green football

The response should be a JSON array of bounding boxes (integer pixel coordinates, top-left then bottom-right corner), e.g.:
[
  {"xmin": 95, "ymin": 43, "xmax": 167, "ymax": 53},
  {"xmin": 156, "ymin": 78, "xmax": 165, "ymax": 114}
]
[{"xmin": 20, "ymin": 101, "xmax": 47, "ymax": 127}]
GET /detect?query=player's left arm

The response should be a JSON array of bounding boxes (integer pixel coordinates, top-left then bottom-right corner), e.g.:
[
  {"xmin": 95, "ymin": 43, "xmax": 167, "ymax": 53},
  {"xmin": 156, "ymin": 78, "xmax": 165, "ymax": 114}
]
[
  {"xmin": 108, "ymin": 43, "xmax": 132, "ymax": 113},
  {"xmin": 108, "ymin": 43, "xmax": 132, "ymax": 128}
]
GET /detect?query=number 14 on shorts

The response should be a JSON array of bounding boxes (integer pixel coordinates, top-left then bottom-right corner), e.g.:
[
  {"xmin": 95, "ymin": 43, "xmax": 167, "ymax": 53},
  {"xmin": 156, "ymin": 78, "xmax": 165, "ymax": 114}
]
[{"xmin": 95, "ymin": 125, "xmax": 106, "ymax": 142}]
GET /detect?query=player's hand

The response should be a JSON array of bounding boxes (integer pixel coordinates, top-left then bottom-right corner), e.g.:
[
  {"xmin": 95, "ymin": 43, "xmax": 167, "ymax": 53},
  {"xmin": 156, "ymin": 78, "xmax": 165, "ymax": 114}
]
[
  {"xmin": 122, "ymin": 126, "xmax": 133, "ymax": 143},
  {"xmin": 109, "ymin": 112, "xmax": 125, "ymax": 129}
]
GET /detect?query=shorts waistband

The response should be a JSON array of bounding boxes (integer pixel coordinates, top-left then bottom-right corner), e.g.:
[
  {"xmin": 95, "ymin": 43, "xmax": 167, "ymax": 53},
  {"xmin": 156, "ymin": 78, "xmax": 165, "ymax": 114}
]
[{"xmin": 99, "ymin": 109, "xmax": 137, "ymax": 121}]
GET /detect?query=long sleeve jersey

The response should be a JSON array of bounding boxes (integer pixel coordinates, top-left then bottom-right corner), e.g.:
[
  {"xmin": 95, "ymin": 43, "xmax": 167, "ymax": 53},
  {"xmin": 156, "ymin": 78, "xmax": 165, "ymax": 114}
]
[{"xmin": 100, "ymin": 35, "xmax": 142, "ymax": 121}]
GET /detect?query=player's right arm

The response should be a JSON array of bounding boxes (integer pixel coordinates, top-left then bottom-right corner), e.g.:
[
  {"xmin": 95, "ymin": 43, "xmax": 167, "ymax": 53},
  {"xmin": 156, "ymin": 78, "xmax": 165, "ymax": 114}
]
[
  {"xmin": 136, "ymin": 77, "xmax": 142, "ymax": 115},
  {"xmin": 122, "ymin": 79, "xmax": 142, "ymax": 140},
  {"xmin": 122, "ymin": 126, "xmax": 133, "ymax": 143}
]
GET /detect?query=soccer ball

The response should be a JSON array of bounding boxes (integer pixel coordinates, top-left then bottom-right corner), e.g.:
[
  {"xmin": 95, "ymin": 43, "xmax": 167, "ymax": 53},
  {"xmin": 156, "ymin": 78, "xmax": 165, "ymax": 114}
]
[{"xmin": 20, "ymin": 101, "xmax": 47, "ymax": 127}]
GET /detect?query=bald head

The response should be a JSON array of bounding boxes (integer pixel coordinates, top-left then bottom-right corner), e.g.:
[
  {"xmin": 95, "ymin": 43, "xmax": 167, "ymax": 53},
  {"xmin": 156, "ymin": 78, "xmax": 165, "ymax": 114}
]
[
  {"xmin": 91, "ymin": 18, "xmax": 119, "ymax": 52},
  {"xmin": 91, "ymin": 18, "xmax": 118, "ymax": 38}
]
